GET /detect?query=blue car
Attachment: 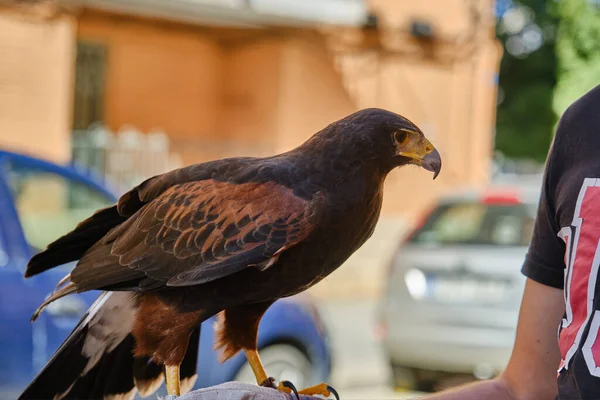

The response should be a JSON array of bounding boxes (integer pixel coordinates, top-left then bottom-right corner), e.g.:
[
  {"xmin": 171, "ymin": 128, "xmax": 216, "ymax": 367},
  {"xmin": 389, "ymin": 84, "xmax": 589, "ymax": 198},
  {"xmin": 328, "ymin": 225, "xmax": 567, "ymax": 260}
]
[{"xmin": 0, "ymin": 150, "xmax": 331, "ymax": 398}]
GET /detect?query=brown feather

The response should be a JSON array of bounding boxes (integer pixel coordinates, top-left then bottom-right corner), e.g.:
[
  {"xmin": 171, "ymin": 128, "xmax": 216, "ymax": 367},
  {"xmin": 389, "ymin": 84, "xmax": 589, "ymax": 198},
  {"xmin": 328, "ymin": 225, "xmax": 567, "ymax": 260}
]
[
  {"xmin": 70, "ymin": 179, "xmax": 321, "ymax": 291},
  {"xmin": 133, "ymin": 294, "xmax": 203, "ymax": 365},
  {"xmin": 214, "ymin": 301, "xmax": 274, "ymax": 362}
]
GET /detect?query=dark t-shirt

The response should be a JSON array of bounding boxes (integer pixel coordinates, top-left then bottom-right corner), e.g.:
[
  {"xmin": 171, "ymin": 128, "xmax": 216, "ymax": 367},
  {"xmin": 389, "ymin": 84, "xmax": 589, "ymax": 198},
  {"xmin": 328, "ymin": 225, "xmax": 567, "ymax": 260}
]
[{"xmin": 522, "ymin": 84, "xmax": 600, "ymax": 399}]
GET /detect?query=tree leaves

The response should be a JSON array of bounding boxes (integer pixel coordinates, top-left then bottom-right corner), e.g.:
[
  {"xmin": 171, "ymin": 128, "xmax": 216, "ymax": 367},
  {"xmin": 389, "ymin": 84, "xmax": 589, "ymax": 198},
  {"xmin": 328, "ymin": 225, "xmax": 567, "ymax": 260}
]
[
  {"xmin": 495, "ymin": 0, "xmax": 558, "ymax": 162},
  {"xmin": 554, "ymin": 0, "xmax": 600, "ymax": 116}
]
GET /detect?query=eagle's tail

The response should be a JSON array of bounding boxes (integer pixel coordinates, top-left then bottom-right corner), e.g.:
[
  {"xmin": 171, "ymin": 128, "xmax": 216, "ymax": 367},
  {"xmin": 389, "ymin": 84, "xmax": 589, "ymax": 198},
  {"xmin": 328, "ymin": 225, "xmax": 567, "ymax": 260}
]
[
  {"xmin": 24, "ymin": 205, "xmax": 127, "ymax": 278},
  {"xmin": 19, "ymin": 292, "xmax": 200, "ymax": 400}
]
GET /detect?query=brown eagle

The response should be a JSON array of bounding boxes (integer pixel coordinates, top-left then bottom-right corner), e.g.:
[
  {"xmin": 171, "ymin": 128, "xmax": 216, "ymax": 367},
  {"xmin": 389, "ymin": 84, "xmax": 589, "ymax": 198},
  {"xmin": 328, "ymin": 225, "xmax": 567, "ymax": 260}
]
[{"xmin": 19, "ymin": 108, "xmax": 441, "ymax": 400}]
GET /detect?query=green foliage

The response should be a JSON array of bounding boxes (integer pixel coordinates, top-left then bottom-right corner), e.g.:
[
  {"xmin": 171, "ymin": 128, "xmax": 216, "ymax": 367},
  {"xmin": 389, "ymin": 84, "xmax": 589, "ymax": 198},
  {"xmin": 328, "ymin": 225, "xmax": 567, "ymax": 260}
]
[
  {"xmin": 495, "ymin": 0, "xmax": 558, "ymax": 162},
  {"xmin": 553, "ymin": 0, "xmax": 600, "ymax": 116}
]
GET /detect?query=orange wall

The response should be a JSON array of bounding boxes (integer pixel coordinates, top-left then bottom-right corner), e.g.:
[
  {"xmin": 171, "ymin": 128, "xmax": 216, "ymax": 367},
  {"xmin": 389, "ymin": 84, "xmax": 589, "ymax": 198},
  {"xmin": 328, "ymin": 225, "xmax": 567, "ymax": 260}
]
[
  {"xmin": 78, "ymin": 12, "xmax": 223, "ymax": 141},
  {"xmin": 218, "ymin": 34, "xmax": 357, "ymax": 157},
  {"xmin": 275, "ymin": 34, "xmax": 356, "ymax": 152},
  {"xmin": 335, "ymin": 0, "xmax": 501, "ymax": 216},
  {"xmin": 0, "ymin": 10, "xmax": 76, "ymax": 162},
  {"xmin": 220, "ymin": 39, "xmax": 284, "ymax": 146},
  {"xmin": 370, "ymin": 0, "xmax": 479, "ymax": 35},
  {"xmin": 77, "ymin": 13, "xmax": 358, "ymax": 166}
]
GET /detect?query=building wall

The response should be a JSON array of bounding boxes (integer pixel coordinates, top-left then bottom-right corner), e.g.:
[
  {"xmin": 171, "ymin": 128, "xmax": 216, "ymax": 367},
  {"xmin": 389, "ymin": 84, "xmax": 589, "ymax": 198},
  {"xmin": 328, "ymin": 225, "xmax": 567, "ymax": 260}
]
[
  {"xmin": 78, "ymin": 11, "xmax": 223, "ymax": 145},
  {"xmin": 218, "ymin": 33, "xmax": 356, "ymax": 157},
  {"xmin": 77, "ymin": 11, "xmax": 358, "ymax": 167},
  {"xmin": 370, "ymin": 0, "xmax": 483, "ymax": 36},
  {"xmin": 0, "ymin": 10, "xmax": 76, "ymax": 162},
  {"xmin": 334, "ymin": 0, "xmax": 501, "ymax": 219},
  {"xmin": 219, "ymin": 38, "xmax": 284, "ymax": 152},
  {"xmin": 274, "ymin": 34, "xmax": 356, "ymax": 153}
]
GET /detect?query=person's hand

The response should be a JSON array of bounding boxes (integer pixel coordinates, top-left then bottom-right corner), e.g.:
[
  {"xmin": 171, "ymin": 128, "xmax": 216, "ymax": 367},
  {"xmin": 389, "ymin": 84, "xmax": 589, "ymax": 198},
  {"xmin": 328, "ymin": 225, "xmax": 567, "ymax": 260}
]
[{"xmin": 178, "ymin": 382, "xmax": 328, "ymax": 400}]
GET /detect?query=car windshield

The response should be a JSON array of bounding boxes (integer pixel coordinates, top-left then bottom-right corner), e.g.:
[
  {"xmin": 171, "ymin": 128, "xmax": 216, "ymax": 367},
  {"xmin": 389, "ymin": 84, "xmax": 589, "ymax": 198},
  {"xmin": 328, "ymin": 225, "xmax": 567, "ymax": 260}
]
[
  {"xmin": 4, "ymin": 161, "xmax": 114, "ymax": 252},
  {"xmin": 409, "ymin": 201, "xmax": 536, "ymax": 246}
]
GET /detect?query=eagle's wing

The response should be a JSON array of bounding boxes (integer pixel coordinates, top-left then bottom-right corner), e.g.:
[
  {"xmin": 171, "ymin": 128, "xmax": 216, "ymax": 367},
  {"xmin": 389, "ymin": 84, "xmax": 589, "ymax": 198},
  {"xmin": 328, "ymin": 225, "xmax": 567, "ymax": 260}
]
[{"xmin": 70, "ymin": 179, "xmax": 322, "ymax": 290}]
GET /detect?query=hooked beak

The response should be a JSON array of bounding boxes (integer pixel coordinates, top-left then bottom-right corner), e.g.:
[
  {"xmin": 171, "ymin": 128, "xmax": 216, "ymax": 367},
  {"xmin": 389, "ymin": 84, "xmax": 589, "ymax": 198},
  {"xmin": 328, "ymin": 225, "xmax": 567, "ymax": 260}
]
[{"xmin": 420, "ymin": 148, "xmax": 442, "ymax": 180}]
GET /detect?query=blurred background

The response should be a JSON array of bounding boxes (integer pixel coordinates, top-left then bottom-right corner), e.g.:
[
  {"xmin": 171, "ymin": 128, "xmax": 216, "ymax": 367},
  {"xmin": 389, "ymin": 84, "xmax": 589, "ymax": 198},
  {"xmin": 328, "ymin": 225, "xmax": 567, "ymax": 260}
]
[{"xmin": 0, "ymin": 0, "xmax": 598, "ymax": 398}]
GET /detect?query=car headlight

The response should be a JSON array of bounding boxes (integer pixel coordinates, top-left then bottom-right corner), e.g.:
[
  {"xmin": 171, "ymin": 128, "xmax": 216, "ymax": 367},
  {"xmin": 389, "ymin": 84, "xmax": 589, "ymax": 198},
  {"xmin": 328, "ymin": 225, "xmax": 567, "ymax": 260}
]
[{"xmin": 405, "ymin": 268, "xmax": 427, "ymax": 300}]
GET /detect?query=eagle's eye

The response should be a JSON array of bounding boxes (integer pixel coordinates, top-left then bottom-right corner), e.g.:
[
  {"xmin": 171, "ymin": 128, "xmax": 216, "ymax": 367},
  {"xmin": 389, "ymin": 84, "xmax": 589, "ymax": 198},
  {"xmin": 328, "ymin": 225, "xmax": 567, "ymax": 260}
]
[{"xmin": 394, "ymin": 130, "xmax": 409, "ymax": 145}]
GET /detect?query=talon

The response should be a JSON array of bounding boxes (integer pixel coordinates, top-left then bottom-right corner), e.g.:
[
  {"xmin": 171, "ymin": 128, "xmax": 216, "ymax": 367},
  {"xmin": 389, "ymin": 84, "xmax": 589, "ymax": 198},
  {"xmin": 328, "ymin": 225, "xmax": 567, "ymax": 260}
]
[
  {"xmin": 327, "ymin": 385, "xmax": 340, "ymax": 400},
  {"xmin": 297, "ymin": 382, "xmax": 339, "ymax": 399},
  {"xmin": 280, "ymin": 381, "xmax": 300, "ymax": 400},
  {"xmin": 260, "ymin": 376, "xmax": 277, "ymax": 388}
]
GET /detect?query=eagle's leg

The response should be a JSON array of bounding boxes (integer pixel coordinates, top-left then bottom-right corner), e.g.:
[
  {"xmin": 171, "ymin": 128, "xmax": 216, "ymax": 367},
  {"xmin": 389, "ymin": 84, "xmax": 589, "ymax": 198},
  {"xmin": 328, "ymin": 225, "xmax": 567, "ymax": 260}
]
[
  {"xmin": 217, "ymin": 303, "xmax": 340, "ymax": 399},
  {"xmin": 216, "ymin": 302, "xmax": 278, "ymax": 386},
  {"xmin": 165, "ymin": 364, "xmax": 181, "ymax": 397},
  {"xmin": 244, "ymin": 348, "xmax": 273, "ymax": 387}
]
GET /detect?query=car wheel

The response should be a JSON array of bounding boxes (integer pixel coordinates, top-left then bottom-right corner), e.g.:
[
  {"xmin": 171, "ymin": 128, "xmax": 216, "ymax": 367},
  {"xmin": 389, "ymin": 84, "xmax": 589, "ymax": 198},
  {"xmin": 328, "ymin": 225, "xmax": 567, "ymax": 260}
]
[{"xmin": 234, "ymin": 344, "xmax": 313, "ymax": 388}]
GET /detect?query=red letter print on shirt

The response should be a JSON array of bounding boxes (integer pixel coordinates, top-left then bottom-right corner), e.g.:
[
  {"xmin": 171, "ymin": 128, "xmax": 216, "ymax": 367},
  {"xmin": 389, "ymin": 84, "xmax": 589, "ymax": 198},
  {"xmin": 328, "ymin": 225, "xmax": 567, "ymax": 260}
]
[{"xmin": 559, "ymin": 178, "xmax": 600, "ymax": 375}]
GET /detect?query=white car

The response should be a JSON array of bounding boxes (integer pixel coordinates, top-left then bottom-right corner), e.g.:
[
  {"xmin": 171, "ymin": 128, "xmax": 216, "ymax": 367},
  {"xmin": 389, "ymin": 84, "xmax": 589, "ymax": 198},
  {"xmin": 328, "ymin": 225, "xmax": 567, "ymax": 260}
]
[{"xmin": 378, "ymin": 177, "xmax": 542, "ymax": 392}]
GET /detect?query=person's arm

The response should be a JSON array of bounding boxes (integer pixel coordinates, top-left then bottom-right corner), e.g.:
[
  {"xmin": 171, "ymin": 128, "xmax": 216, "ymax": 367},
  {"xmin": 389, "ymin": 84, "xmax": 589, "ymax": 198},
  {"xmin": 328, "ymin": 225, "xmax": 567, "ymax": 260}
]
[{"xmin": 422, "ymin": 278, "xmax": 564, "ymax": 400}]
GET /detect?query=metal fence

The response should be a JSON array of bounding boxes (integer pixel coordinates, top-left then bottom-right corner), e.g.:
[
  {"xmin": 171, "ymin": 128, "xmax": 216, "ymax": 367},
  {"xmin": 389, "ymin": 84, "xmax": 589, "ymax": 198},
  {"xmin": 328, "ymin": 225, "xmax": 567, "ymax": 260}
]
[{"xmin": 71, "ymin": 124, "xmax": 183, "ymax": 195}]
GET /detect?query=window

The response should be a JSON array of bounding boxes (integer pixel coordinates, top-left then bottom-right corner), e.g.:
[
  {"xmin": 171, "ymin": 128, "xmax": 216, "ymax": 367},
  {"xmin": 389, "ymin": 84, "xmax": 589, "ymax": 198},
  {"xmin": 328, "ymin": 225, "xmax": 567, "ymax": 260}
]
[
  {"xmin": 410, "ymin": 201, "xmax": 535, "ymax": 246},
  {"xmin": 72, "ymin": 42, "xmax": 107, "ymax": 130},
  {"xmin": 4, "ymin": 162, "xmax": 114, "ymax": 251}
]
